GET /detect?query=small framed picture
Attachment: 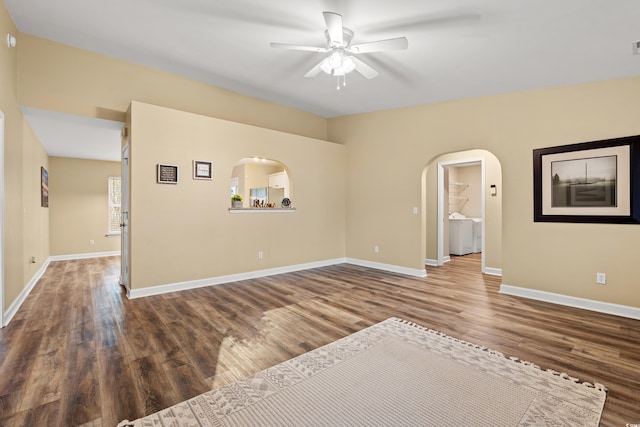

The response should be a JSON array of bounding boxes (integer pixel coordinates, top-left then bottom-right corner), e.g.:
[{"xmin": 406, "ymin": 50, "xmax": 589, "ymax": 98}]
[
  {"xmin": 193, "ymin": 160, "xmax": 213, "ymax": 180},
  {"xmin": 157, "ymin": 164, "xmax": 178, "ymax": 184},
  {"xmin": 41, "ymin": 167, "xmax": 49, "ymax": 207}
]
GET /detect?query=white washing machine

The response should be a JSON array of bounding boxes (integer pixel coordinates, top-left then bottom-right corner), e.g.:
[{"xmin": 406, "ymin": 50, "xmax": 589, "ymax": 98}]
[{"xmin": 449, "ymin": 218, "xmax": 474, "ymax": 255}]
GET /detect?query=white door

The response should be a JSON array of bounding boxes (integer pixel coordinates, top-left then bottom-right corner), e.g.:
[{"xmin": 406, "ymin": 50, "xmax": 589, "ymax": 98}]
[{"xmin": 120, "ymin": 142, "xmax": 130, "ymax": 295}]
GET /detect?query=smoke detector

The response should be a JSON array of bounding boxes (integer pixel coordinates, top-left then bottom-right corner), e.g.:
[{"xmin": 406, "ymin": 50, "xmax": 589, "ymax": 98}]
[{"xmin": 7, "ymin": 34, "xmax": 16, "ymax": 48}]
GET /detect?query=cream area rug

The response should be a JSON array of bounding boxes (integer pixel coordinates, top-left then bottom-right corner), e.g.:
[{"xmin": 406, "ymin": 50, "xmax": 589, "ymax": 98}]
[{"xmin": 118, "ymin": 317, "xmax": 606, "ymax": 426}]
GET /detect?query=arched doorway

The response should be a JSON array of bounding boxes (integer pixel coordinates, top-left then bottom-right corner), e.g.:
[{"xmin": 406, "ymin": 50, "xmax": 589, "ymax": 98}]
[{"xmin": 422, "ymin": 149, "xmax": 503, "ymax": 276}]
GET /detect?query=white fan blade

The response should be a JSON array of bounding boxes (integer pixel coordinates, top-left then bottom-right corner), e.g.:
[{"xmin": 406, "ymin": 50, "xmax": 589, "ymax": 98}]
[
  {"xmin": 323, "ymin": 11, "xmax": 344, "ymax": 46},
  {"xmin": 304, "ymin": 58, "xmax": 326, "ymax": 78},
  {"xmin": 350, "ymin": 37, "xmax": 408, "ymax": 53},
  {"xmin": 270, "ymin": 43, "xmax": 327, "ymax": 53},
  {"xmin": 351, "ymin": 57, "xmax": 379, "ymax": 79}
]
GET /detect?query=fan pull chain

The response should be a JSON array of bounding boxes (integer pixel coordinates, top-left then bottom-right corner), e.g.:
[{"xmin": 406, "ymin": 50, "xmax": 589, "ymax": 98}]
[{"xmin": 336, "ymin": 75, "xmax": 348, "ymax": 90}]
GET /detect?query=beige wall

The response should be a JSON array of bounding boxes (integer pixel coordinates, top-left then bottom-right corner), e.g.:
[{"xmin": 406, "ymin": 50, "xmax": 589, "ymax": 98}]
[
  {"xmin": 22, "ymin": 122, "xmax": 50, "ymax": 280},
  {"xmin": 49, "ymin": 157, "xmax": 121, "ymax": 256},
  {"xmin": 450, "ymin": 165, "xmax": 482, "ymax": 218},
  {"xmin": 129, "ymin": 102, "xmax": 345, "ymax": 290},
  {"xmin": 17, "ymin": 34, "xmax": 327, "ymax": 140},
  {"xmin": 1, "ymin": 2, "xmax": 51, "ymax": 314},
  {"xmin": 328, "ymin": 76, "xmax": 640, "ymax": 308}
]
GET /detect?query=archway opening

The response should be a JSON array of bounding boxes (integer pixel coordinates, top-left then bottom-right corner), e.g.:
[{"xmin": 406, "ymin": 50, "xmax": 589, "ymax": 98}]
[
  {"xmin": 230, "ymin": 157, "xmax": 291, "ymax": 209},
  {"xmin": 421, "ymin": 149, "xmax": 503, "ymax": 276}
]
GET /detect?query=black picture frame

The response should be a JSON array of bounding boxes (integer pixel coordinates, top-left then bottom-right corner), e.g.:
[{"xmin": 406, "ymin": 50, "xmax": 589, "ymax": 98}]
[
  {"xmin": 533, "ymin": 135, "xmax": 640, "ymax": 224},
  {"xmin": 157, "ymin": 164, "xmax": 178, "ymax": 184},
  {"xmin": 193, "ymin": 160, "xmax": 212, "ymax": 180}
]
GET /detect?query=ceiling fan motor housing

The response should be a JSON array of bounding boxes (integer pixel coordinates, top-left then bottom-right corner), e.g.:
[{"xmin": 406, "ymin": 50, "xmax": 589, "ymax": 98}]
[{"xmin": 325, "ymin": 28, "xmax": 354, "ymax": 48}]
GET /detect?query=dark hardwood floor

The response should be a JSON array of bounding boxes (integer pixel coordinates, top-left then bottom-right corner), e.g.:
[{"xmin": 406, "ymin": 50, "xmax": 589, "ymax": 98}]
[{"xmin": 0, "ymin": 254, "xmax": 638, "ymax": 426}]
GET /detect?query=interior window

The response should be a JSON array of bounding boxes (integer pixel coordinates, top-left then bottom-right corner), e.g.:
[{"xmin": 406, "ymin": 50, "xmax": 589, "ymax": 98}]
[
  {"xmin": 230, "ymin": 158, "xmax": 291, "ymax": 209},
  {"xmin": 108, "ymin": 176, "xmax": 122, "ymax": 235}
]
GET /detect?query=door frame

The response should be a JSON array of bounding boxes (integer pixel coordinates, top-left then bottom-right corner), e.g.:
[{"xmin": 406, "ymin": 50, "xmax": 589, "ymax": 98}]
[
  {"xmin": 0, "ymin": 111, "xmax": 5, "ymax": 326},
  {"xmin": 437, "ymin": 157, "xmax": 486, "ymax": 271},
  {"xmin": 120, "ymin": 141, "xmax": 130, "ymax": 297}
]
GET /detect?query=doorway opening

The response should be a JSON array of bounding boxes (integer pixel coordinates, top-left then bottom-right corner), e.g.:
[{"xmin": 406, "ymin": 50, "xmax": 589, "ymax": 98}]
[
  {"xmin": 422, "ymin": 149, "xmax": 502, "ymax": 276},
  {"xmin": 438, "ymin": 158, "xmax": 485, "ymax": 271}
]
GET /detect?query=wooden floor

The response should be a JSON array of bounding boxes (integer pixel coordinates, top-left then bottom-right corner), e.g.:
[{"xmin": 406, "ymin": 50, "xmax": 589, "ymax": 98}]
[{"xmin": 0, "ymin": 254, "xmax": 638, "ymax": 426}]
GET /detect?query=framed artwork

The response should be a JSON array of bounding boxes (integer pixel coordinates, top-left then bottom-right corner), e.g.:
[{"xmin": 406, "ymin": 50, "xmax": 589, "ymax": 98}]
[
  {"xmin": 41, "ymin": 167, "xmax": 49, "ymax": 207},
  {"xmin": 193, "ymin": 160, "xmax": 212, "ymax": 180},
  {"xmin": 533, "ymin": 135, "xmax": 640, "ymax": 223},
  {"xmin": 157, "ymin": 164, "xmax": 178, "ymax": 184}
]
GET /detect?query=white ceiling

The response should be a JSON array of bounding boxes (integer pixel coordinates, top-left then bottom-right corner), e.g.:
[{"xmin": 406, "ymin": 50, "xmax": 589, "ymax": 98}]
[
  {"xmin": 6, "ymin": 0, "xmax": 640, "ymax": 161},
  {"xmin": 21, "ymin": 107, "xmax": 123, "ymax": 162}
]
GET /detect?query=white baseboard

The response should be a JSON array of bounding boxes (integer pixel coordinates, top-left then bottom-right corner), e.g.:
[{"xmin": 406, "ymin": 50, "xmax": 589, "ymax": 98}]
[
  {"xmin": 49, "ymin": 250, "xmax": 120, "ymax": 261},
  {"xmin": 500, "ymin": 284, "xmax": 640, "ymax": 320},
  {"xmin": 3, "ymin": 258, "xmax": 51, "ymax": 326},
  {"xmin": 426, "ymin": 257, "xmax": 452, "ymax": 266},
  {"xmin": 484, "ymin": 267, "xmax": 502, "ymax": 276},
  {"xmin": 130, "ymin": 258, "xmax": 428, "ymax": 299},
  {"xmin": 346, "ymin": 258, "xmax": 427, "ymax": 278},
  {"xmin": 129, "ymin": 258, "xmax": 347, "ymax": 299}
]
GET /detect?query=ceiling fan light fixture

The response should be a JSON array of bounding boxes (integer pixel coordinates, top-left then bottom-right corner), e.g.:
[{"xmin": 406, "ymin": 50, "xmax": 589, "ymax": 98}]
[
  {"xmin": 320, "ymin": 49, "xmax": 356, "ymax": 76},
  {"xmin": 328, "ymin": 50, "xmax": 343, "ymax": 68},
  {"xmin": 342, "ymin": 56, "xmax": 356, "ymax": 73}
]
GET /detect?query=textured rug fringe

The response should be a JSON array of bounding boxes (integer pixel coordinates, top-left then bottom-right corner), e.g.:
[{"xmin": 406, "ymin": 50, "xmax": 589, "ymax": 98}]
[{"xmin": 388, "ymin": 317, "xmax": 607, "ymax": 393}]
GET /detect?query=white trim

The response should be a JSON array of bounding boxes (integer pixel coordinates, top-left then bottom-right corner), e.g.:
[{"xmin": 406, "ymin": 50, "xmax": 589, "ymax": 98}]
[
  {"xmin": 49, "ymin": 251, "xmax": 120, "ymax": 261},
  {"xmin": 229, "ymin": 208, "xmax": 296, "ymax": 214},
  {"xmin": 129, "ymin": 258, "xmax": 346, "ymax": 299},
  {"xmin": 3, "ymin": 257, "xmax": 51, "ymax": 326},
  {"xmin": 425, "ymin": 257, "xmax": 449, "ymax": 267},
  {"xmin": 437, "ymin": 164, "xmax": 445, "ymax": 266},
  {"xmin": 346, "ymin": 258, "xmax": 427, "ymax": 278},
  {"xmin": 0, "ymin": 111, "xmax": 4, "ymax": 326},
  {"xmin": 500, "ymin": 284, "xmax": 640, "ymax": 320},
  {"xmin": 484, "ymin": 267, "xmax": 502, "ymax": 276},
  {"xmin": 129, "ymin": 257, "xmax": 428, "ymax": 299}
]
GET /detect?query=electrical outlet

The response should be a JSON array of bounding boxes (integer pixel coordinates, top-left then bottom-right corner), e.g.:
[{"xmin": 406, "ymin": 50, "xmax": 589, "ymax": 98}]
[
  {"xmin": 413, "ymin": 207, "xmax": 418, "ymax": 214},
  {"xmin": 374, "ymin": 246, "xmax": 379, "ymax": 253},
  {"xmin": 258, "ymin": 251, "xmax": 264, "ymax": 260},
  {"xmin": 90, "ymin": 239, "xmax": 95, "ymax": 246},
  {"xmin": 596, "ymin": 272, "xmax": 606, "ymax": 285}
]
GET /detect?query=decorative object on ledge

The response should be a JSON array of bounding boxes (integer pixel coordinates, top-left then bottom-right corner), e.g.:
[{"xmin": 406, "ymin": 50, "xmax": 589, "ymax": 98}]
[
  {"xmin": 252, "ymin": 199, "xmax": 280, "ymax": 208},
  {"xmin": 157, "ymin": 164, "xmax": 178, "ymax": 184},
  {"xmin": 41, "ymin": 166, "xmax": 49, "ymax": 207},
  {"xmin": 533, "ymin": 134, "xmax": 640, "ymax": 223},
  {"xmin": 231, "ymin": 193, "xmax": 243, "ymax": 209},
  {"xmin": 193, "ymin": 160, "xmax": 212, "ymax": 180},
  {"xmin": 281, "ymin": 197, "xmax": 291, "ymax": 208}
]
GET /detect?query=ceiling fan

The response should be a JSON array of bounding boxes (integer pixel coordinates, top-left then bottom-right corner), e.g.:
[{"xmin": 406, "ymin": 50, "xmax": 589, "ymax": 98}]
[{"xmin": 270, "ymin": 11, "xmax": 408, "ymax": 89}]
